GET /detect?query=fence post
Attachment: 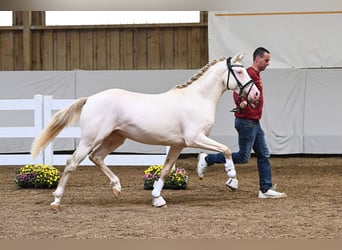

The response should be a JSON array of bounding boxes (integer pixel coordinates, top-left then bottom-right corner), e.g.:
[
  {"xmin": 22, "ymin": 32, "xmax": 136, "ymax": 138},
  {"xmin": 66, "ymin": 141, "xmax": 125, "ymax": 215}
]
[
  {"xmin": 33, "ymin": 94, "xmax": 44, "ymax": 164},
  {"xmin": 43, "ymin": 95, "xmax": 53, "ymax": 165}
]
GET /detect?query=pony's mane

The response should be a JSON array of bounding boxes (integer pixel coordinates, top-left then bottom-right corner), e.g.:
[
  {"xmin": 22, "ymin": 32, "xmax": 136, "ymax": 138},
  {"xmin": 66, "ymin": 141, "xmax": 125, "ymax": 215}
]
[{"xmin": 175, "ymin": 57, "xmax": 226, "ymax": 89}]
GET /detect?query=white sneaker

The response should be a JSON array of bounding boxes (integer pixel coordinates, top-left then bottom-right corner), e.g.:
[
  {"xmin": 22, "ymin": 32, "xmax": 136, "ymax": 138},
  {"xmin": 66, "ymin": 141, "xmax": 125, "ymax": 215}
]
[
  {"xmin": 197, "ymin": 153, "xmax": 208, "ymax": 179},
  {"xmin": 258, "ymin": 189, "xmax": 287, "ymax": 199}
]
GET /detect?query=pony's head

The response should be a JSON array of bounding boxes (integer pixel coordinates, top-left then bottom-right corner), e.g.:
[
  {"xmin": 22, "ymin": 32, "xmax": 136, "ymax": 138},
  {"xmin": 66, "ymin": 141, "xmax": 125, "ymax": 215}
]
[{"xmin": 225, "ymin": 53, "xmax": 260, "ymax": 103}]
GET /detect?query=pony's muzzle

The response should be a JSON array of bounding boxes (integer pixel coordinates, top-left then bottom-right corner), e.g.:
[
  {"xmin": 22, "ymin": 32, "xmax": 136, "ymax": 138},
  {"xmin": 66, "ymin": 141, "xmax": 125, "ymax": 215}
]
[
  {"xmin": 253, "ymin": 90, "xmax": 260, "ymax": 101},
  {"xmin": 248, "ymin": 87, "xmax": 260, "ymax": 103}
]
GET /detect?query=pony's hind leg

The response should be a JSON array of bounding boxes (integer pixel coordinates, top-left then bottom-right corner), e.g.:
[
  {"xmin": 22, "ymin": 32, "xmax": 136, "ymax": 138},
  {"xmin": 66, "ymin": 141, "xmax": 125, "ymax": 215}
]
[
  {"xmin": 51, "ymin": 142, "xmax": 92, "ymax": 210},
  {"xmin": 89, "ymin": 133, "xmax": 126, "ymax": 198}
]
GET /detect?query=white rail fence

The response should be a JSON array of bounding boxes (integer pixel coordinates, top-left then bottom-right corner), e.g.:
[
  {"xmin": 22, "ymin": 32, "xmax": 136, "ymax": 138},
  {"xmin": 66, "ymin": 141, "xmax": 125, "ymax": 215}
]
[{"xmin": 0, "ymin": 95, "xmax": 168, "ymax": 166}]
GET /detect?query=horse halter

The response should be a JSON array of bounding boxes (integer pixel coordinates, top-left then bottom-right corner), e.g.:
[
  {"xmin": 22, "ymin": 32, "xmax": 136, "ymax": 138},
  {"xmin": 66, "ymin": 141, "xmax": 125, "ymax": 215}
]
[{"xmin": 226, "ymin": 57, "xmax": 255, "ymax": 102}]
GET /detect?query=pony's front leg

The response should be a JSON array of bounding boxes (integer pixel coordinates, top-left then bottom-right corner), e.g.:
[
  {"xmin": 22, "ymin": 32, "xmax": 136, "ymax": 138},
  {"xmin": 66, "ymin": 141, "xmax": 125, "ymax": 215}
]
[
  {"xmin": 193, "ymin": 133, "xmax": 238, "ymax": 190},
  {"xmin": 151, "ymin": 146, "xmax": 183, "ymax": 207},
  {"xmin": 151, "ymin": 178, "xmax": 166, "ymax": 207},
  {"xmin": 151, "ymin": 167, "xmax": 169, "ymax": 207},
  {"xmin": 224, "ymin": 158, "xmax": 238, "ymax": 191}
]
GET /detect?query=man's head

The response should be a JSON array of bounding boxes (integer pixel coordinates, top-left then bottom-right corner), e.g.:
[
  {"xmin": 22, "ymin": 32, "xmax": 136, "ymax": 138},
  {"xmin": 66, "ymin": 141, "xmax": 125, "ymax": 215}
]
[{"xmin": 252, "ymin": 47, "xmax": 270, "ymax": 72}]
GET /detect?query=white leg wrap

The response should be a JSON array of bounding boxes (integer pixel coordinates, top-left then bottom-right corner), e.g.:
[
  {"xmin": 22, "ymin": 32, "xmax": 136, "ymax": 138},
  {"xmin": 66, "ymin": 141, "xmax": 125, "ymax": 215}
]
[
  {"xmin": 50, "ymin": 194, "xmax": 62, "ymax": 210},
  {"xmin": 50, "ymin": 187, "xmax": 63, "ymax": 208},
  {"xmin": 226, "ymin": 178, "xmax": 238, "ymax": 191},
  {"xmin": 151, "ymin": 179, "xmax": 164, "ymax": 198},
  {"xmin": 110, "ymin": 180, "xmax": 122, "ymax": 192},
  {"xmin": 225, "ymin": 158, "xmax": 237, "ymax": 178},
  {"xmin": 152, "ymin": 196, "xmax": 167, "ymax": 207},
  {"xmin": 53, "ymin": 186, "xmax": 64, "ymax": 197},
  {"xmin": 51, "ymin": 198, "xmax": 61, "ymax": 207}
]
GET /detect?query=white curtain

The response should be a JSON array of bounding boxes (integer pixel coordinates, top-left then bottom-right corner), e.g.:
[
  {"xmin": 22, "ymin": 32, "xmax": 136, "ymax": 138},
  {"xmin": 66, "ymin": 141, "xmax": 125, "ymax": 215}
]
[{"xmin": 209, "ymin": 11, "xmax": 342, "ymax": 68}]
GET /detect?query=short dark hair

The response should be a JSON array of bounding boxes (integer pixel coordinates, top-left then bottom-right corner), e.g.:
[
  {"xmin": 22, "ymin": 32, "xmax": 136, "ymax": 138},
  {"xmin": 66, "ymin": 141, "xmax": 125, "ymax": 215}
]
[{"xmin": 253, "ymin": 47, "xmax": 270, "ymax": 61}]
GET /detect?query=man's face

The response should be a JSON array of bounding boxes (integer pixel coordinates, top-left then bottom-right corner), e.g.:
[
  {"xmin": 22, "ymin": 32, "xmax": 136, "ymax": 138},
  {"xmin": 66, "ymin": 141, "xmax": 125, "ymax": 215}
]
[{"xmin": 256, "ymin": 52, "xmax": 270, "ymax": 71}]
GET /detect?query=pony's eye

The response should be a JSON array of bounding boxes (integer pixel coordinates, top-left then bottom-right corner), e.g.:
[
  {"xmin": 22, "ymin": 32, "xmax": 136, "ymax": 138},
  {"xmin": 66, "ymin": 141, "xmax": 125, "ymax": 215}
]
[{"xmin": 236, "ymin": 70, "xmax": 243, "ymax": 75}]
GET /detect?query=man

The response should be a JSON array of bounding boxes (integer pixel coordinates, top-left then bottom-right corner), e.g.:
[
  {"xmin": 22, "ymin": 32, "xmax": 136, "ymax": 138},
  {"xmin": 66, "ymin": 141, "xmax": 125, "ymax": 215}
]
[{"xmin": 197, "ymin": 47, "xmax": 287, "ymax": 199}]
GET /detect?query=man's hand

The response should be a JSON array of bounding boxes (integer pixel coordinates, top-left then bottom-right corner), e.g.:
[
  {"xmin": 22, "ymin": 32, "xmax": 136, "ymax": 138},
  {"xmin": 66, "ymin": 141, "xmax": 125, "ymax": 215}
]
[{"xmin": 239, "ymin": 100, "xmax": 248, "ymax": 109}]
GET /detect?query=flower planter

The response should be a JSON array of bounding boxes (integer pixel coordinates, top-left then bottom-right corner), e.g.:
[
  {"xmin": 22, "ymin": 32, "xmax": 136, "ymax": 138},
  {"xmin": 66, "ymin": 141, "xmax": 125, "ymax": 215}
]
[
  {"xmin": 15, "ymin": 164, "xmax": 60, "ymax": 189},
  {"xmin": 142, "ymin": 165, "xmax": 188, "ymax": 190}
]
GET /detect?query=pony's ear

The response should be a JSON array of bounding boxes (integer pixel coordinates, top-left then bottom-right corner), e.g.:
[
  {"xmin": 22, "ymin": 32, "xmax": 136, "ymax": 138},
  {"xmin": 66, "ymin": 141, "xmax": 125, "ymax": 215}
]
[{"xmin": 231, "ymin": 52, "xmax": 244, "ymax": 63}]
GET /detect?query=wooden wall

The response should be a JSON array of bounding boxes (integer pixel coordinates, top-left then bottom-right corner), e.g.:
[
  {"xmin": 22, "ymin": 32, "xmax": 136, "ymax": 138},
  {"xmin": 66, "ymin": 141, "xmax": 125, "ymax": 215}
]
[
  {"xmin": 0, "ymin": 11, "xmax": 208, "ymax": 71},
  {"xmin": 0, "ymin": 29, "xmax": 23, "ymax": 70}
]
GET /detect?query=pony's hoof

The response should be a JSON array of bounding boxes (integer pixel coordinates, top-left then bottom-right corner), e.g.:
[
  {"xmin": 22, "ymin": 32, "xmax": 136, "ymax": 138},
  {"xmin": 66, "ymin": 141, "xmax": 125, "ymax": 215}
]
[
  {"xmin": 50, "ymin": 203, "xmax": 61, "ymax": 211},
  {"xmin": 112, "ymin": 188, "xmax": 121, "ymax": 198},
  {"xmin": 226, "ymin": 178, "xmax": 238, "ymax": 191},
  {"xmin": 152, "ymin": 196, "xmax": 167, "ymax": 207}
]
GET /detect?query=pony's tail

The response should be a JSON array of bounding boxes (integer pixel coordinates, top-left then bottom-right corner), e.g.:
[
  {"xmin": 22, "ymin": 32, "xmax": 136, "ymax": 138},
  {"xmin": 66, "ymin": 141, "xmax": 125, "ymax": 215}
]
[{"xmin": 31, "ymin": 97, "xmax": 88, "ymax": 158}]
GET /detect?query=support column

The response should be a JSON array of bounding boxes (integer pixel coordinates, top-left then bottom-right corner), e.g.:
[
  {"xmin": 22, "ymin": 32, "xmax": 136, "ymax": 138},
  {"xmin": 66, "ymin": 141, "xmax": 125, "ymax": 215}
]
[{"xmin": 22, "ymin": 11, "xmax": 32, "ymax": 70}]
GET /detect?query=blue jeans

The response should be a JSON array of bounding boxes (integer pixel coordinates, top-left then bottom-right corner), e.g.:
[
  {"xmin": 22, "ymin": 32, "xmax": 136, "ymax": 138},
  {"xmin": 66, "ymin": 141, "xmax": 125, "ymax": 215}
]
[{"xmin": 205, "ymin": 118, "xmax": 272, "ymax": 191}]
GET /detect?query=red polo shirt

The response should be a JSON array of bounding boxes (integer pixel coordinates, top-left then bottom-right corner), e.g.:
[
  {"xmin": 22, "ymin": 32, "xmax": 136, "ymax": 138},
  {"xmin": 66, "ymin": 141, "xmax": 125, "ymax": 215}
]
[{"xmin": 233, "ymin": 67, "xmax": 264, "ymax": 120}]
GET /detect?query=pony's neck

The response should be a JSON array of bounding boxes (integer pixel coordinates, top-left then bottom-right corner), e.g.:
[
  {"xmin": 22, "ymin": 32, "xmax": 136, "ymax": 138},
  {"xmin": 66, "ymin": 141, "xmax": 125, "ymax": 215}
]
[
  {"xmin": 172, "ymin": 59, "xmax": 227, "ymax": 105},
  {"xmin": 195, "ymin": 60, "xmax": 227, "ymax": 99}
]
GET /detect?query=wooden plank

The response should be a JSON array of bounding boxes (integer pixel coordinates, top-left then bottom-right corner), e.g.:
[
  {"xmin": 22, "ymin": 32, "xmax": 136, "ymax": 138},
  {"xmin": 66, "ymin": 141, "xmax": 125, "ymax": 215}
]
[
  {"xmin": 160, "ymin": 28, "xmax": 174, "ymax": 69},
  {"xmin": 68, "ymin": 30, "xmax": 80, "ymax": 70},
  {"xmin": 65, "ymin": 31, "xmax": 71, "ymax": 70},
  {"xmin": 200, "ymin": 27, "xmax": 208, "ymax": 66},
  {"xmin": 13, "ymin": 11, "xmax": 23, "ymax": 26},
  {"xmin": 31, "ymin": 31, "xmax": 41, "ymax": 69},
  {"xmin": 13, "ymin": 31, "xmax": 24, "ymax": 70},
  {"xmin": 41, "ymin": 30, "xmax": 54, "ymax": 70},
  {"xmin": 94, "ymin": 30, "xmax": 107, "ymax": 70},
  {"xmin": 22, "ymin": 11, "xmax": 32, "ymax": 70},
  {"xmin": 54, "ymin": 30, "xmax": 67, "ymax": 70},
  {"xmin": 174, "ymin": 27, "xmax": 188, "ymax": 68},
  {"xmin": 190, "ymin": 27, "xmax": 201, "ymax": 68},
  {"xmin": 107, "ymin": 29, "xmax": 120, "ymax": 69},
  {"xmin": 133, "ymin": 28, "xmax": 147, "ymax": 69},
  {"xmin": 119, "ymin": 29, "xmax": 134, "ymax": 69},
  {"xmin": 79, "ymin": 30, "xmax": 94, "ymax": 69},
  {"xmin": 31, "ymin": 11, "xmax": 45, "ymax": 25},
  {"xmin": 146, "ymin": 28, "xmax": 161, "ymax": 69},
  {"xmin": 0, "ymin": 31, "xmax": 14, "ymax": 70}
]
